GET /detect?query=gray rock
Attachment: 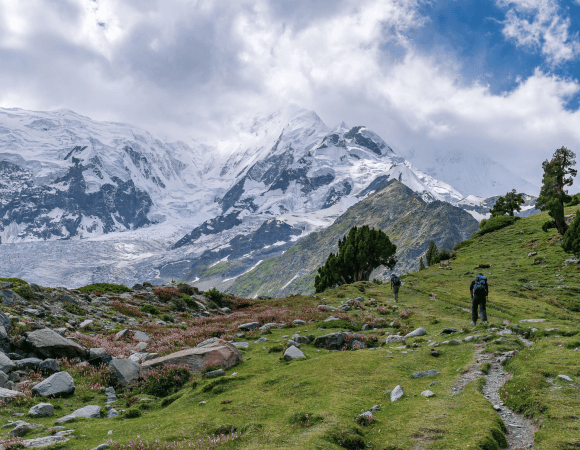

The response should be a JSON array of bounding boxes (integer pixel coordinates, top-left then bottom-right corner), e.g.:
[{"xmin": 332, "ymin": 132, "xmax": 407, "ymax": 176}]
[
  {"xmin": 203, "ymin": 369, "xmax": 225, "ymax": 378},
  {"xmin": 136, "ymin": 342, "xmax": 149, "ymax": 351},
  {"xmin": 259, "ymin": 322, "xmax": 285, "ymax": 331},
  {"xmin": 197, "ymin": 337, "xmax": 220, "ymax": 348},
  {"xmin": 420, "ymin": 390, "xmax": 435, "ymax": 397},
  {"xmin": 39, "ymin": 359, "xmax": 60, "ymax": 374},
  {"xmin": 0, "ymin": 289, "xmax": 17, "ymax": 306},
  {"xmin": 362, "ymin": 324, "xmax": 371, "ymax": 330},
  {"xmin": 232, "ymin": 342, "xmax": 249, "ymax": 348},
  {"xmin": 464, "ymin": 336, "xmax": 478, "ymax": 342},
  {"xmin": 89, "ymin": 348, "xmax": 107, "ymax": 360},
  {"xmin": 21, "ymin": 436, "xmax": 69, "ymax": 448},
  {"xmin": 31, "ymin": 371, "xmax": 75, "ymax": 397},
  {"xmin": 79, "ymin": 319, "xmax": 93, "ymax": 329},
  {"xmin": 448, "ymin": 339, "xmax": 463, "ymax": 345},
  {"xmin": 564, "ymin": 258, "xmax": 580, "ymax": 265},
  {"xmin": 133, "ymin": 331, "xmax": 150, "ymax": 342},
  {"xmin": 527, "ymin": 252, "xmax": 537, "ymax": 257},
  {"xmin": 2, "ymin": 420, "xmax": 26, "ymax": 429},
  {"xmin": 519, "ymin": 319, "xmax": 546, "ymax": 323},
  {"xmin": 92, "ymin": 444, "xmax": 111, "ymax": 450},
  {"xmin": 105, "ymin": 409, "xmax": 119, "ymax": 418},
  {"xmin": 56, "ymin": 404, "xmax": 101, "ymax": 423},
  {"xmin": 287, "ymin": 340, "xmax": 300, "ymax": 348},
  {"xmin": 317, "ymin": 304, "xmax": 338, "ymax": 311},
  {"xmin": 498, "ymin": 329, "xmax": 513, "ymax": 335},
  {"xmin": 109, "ymin": 358, "xmax": 139, "ymax": 387},
  {"xmin": 386, "ymin": 335, "xmax": 406, "ymax": 344},
  {"xmin": 10, "ymin": 422, "xmax": 42, "ymax": 437},
  {"xmin": 114, "ymin": 329, "xmax": 130, "ymax": 340},
  {"xmin": 292, "ymin": 335, "xmax": 310, "ymax": 344},
  {"xmin": 26, "ymin": 329, "xmax": 86, "ymax": 359},
  {"xmin": 412, "ymin": 370, "xmax": 440, "ymax": 379},
  {"xmin": 441, "ymin": 328, "xmax": 460, "ymax": 335},
  {"xmin": 324, "ymin": 316, "xmax": 340, "ymax": 322},
  {"xmin": 0, "ymin": 311, "xmax": 12, "ymax": 335},
  {"xmin": 390, "ymin": 385, "xmax": 404, "ymax": 402},
  {"xmin": 314, "ymin": 332, "xmax": 348, "ymax": 350},
  {"xmin": 405, "ymin": 327, "xmax": 427, "ymax": 338},
  {"xmin": 105, "ymin": 386, "xmax": 117, "ymax": 404},
  {"xmin": 0, "ymin": 352, "xmax": 15, "ymax": 373},
  {"xmin": 238, "ymin": 322, "xmax": 260, "ymax": 331},
  {"xmin": 284, "ymin": 346, "xmax": 306, "ymax": 360},
  {"xmin": 0, "ymin": 387, "xmax": 21, "ymax": 402},
  {"xmin": 0, "ymin": 370, "xmax": 8, "ymax": 388},
  {"xmin": 293, "ymin": 320, "xmax": 306, "ymax": 325},
  {"xmin": 254, "ymin": 337, "xmax": 269, "ymax": 344},
  {"xmin": 558, "ymin": 374, "xmax": 573, "ymax": 382},
  {"xmin": 28, "ymin": 403, "xmax": 54, "ymax": 417},
  {"xmin": 15, "ymin": 357, "xmax": 43, "ymax": 371}
]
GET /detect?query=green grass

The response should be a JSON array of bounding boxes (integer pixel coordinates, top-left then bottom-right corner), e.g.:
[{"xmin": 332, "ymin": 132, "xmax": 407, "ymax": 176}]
[
  {"xmin": 76, "ymin": 283, "xmax": 132, "ymax": 294},
  {"xmin": 2, "ymin": 206, "xmax": 580, "ymax": 449},
  {"xmin": 0, "ymin": 277, "xmax": 28, "ymax": 286}
]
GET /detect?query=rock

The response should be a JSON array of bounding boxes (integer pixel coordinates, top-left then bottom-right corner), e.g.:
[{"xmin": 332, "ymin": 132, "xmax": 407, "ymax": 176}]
[
  {"xmin": 114, "ymin": 329, "xmax": 130, "ymax": 341},
  {"xmin": 89, "ymin": 348, "xmax": 107, "ymax": 359},
  {"xmin": 564, "ymin": 258, "xmax": 580, "ymax": 265},
  {"xmin": 79, "ymin": 319, "xmax": 93, "ymax": 329},
  {"xmin": 448, "ymin": 339, "xmax": 462, "ymax": 345},
  {"xmin": 519, "ymin": 319, "xmax": 546, "ymax": 323},
  {"xmin": 498, "ymin": 329, "xmax": 512, "ymax": 335},
  {"xmin": 0, "ymin": 353, "xmax": 16, "ymax": 373},
  {"xmin": 203, "ymin": 369, "xmax": 225, "ymax": 378},
  {"xmin": 133, "ymin": 331, "xmax": 150, "ymax": 342},
  {"xmin": 493, "ymin": 404, "xmax": 501, "ymax": 411},
  {"xmin": 558, "ymin": 374, "xmax": 573, "ymax": 382},
  {"xmin": 317, "ymin": 305, "xmax": 338, "ymax": 311},
  {"xmin": 136, "ymin": 342, "xmax": 149, "ymax": 352},
  {"xmin": 31, "ymin": 371, "xmax": 75, "ymax": 397},
  {"xmin": 21, "ymin": 436, "xmax": 69, "ymax": 448},
  {"xmin": 140, "ymin": 338, "xmax": 242, "ymax": 375},
  {"xmin": 0, "ymin": 370, "xmax": 8, "ymax": 388},
  {"xmin": 15, "ymin": 358, "xmax": 43, "ymax": 371},
  {"xmin": 38, "ymin": 359, "xmax": 60, "ymax": 374},
  {"xmin": 259, "ymin": 323, "xmax": 285, "ymax": 331},
  {"xmin": 464, "ymin": 336, "xmax": 478, "ymax": 342},
  {"xmin": 284, "ymin": 346, "xmax": 306, "ymax": 360},
  {"xmin": 293, "ymin": 320, "xmax": 306, "ymax": 325},
  {"xmin": 105, "ymin": 387, "xmax": 117, "ymax": 404},
  {"xmin": 386, "ymin": 335, "xmax": 406, "ymax": 344},
  {"xmin": 287, "ymin": 340, "xmax": 300, "ymax": 348},
  {"xmin": 0, "ymin": 289, "xmax": 17, "ymax": 306},
  {"xmin": 0, "ymin": 311, "xmax": 11, "ymax": 334},
  {"xmin": 232, "ymin": 342, "xmax": 249, "ymax": 348},
  {"xmin": 527, "ymin": 252, "xmax": 537, "ymax": 257},
  {"xmin": 412, "ymin": 370, "xmax": 441, "ymax": 379},
  {"xmin": 109, "ymin": 358, "xmax": 139, "ymax": 387},
  {"xmin": 56, "ymin": 405, "xmax": 101, "ymax": 423},
  {"xmin": 314, "ymin": 332, "xmax": 347, "ymax": 350},
  {"xmin": 105, "ymin": 409, "xmax": 119, "ymax": 419},
  {"xmin": 390, "ymin": 385, "xmax": 404, "ymax": 402},
  {"xmin": 197, "ymin": 337, "xmax": 220, "ymax": 348},
  {"xmin": 28, "ymin": 403, "xmax": 54, "ymax": 417},
  {"xmin": 292, "ymin": 335, "xmax": 310, "ymax": 344},
  {"xmin": 238, "ymin": 322, "xmax": 260, "ymax": 331},
  {"xmin": 25, "ymin": 329, "xmax": 86, "ymax": 359},
  {"xmin": 405, "ymin": 327, "xmax": 427, "ymax": 338},
  {"xmin": 420, "ymin": 390, "xmax": 435, "ymax": 397},
  {"xmin": 362, "ymin": 324, "xmax": 371, "ymax": 330},
  {"xmin": 440, "ymin": 328, "xmax": 460, "ymax": 335},
  {"xmin": 2, "ymin": 420, "xmax": 26, "ymax": 429},
  {"xmin": 10, "ymin": 422, "xmax": 42, "ymax": 437},
  {"xmin": 0, "ymin": 387, "xmax": 21, "ymax": 402},
  {"xmin": 132, "ymin": 283, "xmax": 144, "ymax": 290},
  {"xmin": 324, "ymin": 316, "xmax": 340, "ymax": 322},
  {"xmin": 254, "ymin": 337, "xmax": 268, "ymax": 343}
]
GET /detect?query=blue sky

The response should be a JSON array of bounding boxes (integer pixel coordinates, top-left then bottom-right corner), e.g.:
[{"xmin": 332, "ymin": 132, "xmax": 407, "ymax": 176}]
[{"xmin": 0, "ymin": 0, "xmax": 580, "ymax": 189}]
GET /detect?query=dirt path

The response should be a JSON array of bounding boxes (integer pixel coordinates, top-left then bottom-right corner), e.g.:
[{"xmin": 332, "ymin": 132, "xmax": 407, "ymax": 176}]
[{"xmin": 453, "ymin": 335, "xmax": 536, "ymax": 449}]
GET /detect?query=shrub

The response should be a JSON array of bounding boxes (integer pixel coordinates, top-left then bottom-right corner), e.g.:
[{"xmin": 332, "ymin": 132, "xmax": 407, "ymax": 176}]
[
  {"xmin": 481, "ymin": 362, "xmax": 491, "ymax": 375},
  {"xmin": 153, "ymin": 287, "xmax": 181, "ymax": 302},
  {"xmin": 475, "ymin": 216, "xmax": 520, "ymax": 237},
  {"xmin": 432, "ymin": 249, "xmax": 451, "ymax": 264},
  {"xmin": 562, "ymin": 213, "xmax": 580, "ymax": 257},
  {"xmin": 77, "ymin": 283, "xmax": 131, "ymax": 294},
  {"xmin": 140, "ymin": 304, "xmax": 159, "ymax": 315},
  {"xmin": 62, "ymin": 302, "xmax": 86, "ymax": 316},
  {"xmin": 14, "ymin": 284, "xmax": 35, "ymax": 300},
  {"xmin": 288, "ymin": 412, "xmax": 323, "ymax": 427},
  {"xmin": 355, "ymin": 414, "xmax": 375, "ymax": 426},
  {"xmin": 140, "ymin": 367, "xmax": 191, "ymax": 397},
  {"xmin": 182, "ymin": 294, "xmax": 197, "ymax": 308},
  {"xmin": 268, "ymin": 346, "xmax": 284, "ymax": 353},
  {"xmin": 326, "ymin": 427, "xmax": 365, "ymax": 450},
  {"xmin": 124, "ymin": 408, "xmax": 142, "ymax": 419},
  {"xmin": 110, "ymin": 301, "xmax": 144, "ymax": 318},
  {"xmin": 336, "ymin": 291, "xmax": 346, "ymax": 298},
  {"xmin": 213, "ymin": 424, "xmax": 237, "ymax": 435},
  {"xmin": 161, "ymin": 313, "xmax": 173, "ymax": 323},
  {"xmin": 372, "ymin": 279, "xmax": 383, "ymax": 285},
  {"xmin": 205, "ymin": 287, "xmax": 224, "ymax": 306},
  {"xmin": 177, "ymin": 283, "xmax": 196, "ymax": 295},
  {"xmin": 171, "ymin": 297, "xmax": 187, "ymax": 312}
]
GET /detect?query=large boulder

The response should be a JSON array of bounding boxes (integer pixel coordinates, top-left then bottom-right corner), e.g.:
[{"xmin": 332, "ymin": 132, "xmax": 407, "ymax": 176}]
[
  {"xmin": 25, "ymin": 329, "xmax": 86, "ymax": 359},
  {"xmin": 109, "ymin": 358, "xmax": 139, "ymax": 387},
  {"xmin": 28, "ymin": 403, "xmax": 54, "ymax": 417},
  {"xmin": 405, "ymin": 327, "xmax": 427, "ymax": 338},
  {"xmin": 386, "ymin": 335, "xmax": 406, "ymax": 345},
  {"xmin": 0, "ymin": 311, "xmax": 11, "ymax": 334},
  {"xmin": 313, "ymin": 332, "xmax": 348, "ymax": 350},
  {"xmin": 0, "ymin": 289, "xmax": 18, "ymax": 306},
  {"xmin": 15, "ymin": 358, "xmax": 43, "ymax": 371},
  {"xmin": 56, "ymin": 405, "xmax": 101, "ymax": 423},
  {"xmin": 284, "ymin": 346, "xmax": 306, "ymax": 360},
  {"xmin": 31, "ymin": 371, "xmax": 75, "ymax": 397},
  {"xmin": 0, "ymin": 352, "xmax": 15, "ymax": 373},
  {"xmin": 140, "ymin": 338, "xmax": 242, "ymax": 376},
  {"xmin": 0, "ymin": 387, "xmax": 21, "ymax": 402}
]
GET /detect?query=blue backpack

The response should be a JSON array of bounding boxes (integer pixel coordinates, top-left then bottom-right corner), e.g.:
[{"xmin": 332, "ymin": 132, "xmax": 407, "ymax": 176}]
[
  {"xmin": 391, "ymin": 275, "xmax": 401, "ymax": 287},
  {"xmin": 473, "ymin": 275, "xmax": 487, "ymax": 297}
]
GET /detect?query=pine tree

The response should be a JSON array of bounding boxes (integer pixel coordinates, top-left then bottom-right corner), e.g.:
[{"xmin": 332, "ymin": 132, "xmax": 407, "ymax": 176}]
[
  {"xmin": 537, "ymin": 146, "xmax": 577, "ymax": 235},
  {"xmin": 562, "ymin": 213, "xmax": 580, "ymax": 258},
  {"xmin": 490, "ymin": 190, "xmax": 525, "ymax": 217},
  {"xmin": 419, "ymin": 257, "xmax": 426, "ymax": 271},
  {"xmin": 314, "ymin": 225, "xmax": 397, "ymax": 293},
  {"xmin": 425, "ymin": 241, "xmax": 438, "ymax": 266}
]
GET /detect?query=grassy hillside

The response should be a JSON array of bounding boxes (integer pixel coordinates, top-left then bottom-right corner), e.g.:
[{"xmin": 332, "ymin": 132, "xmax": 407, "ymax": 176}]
[
  {"xmin": 227, "ymin": 180, "xmax": 479, "ymax": 298},
  {"xmin": 1, "ymin": 206, "xmax": 579, "ymax": 450}
]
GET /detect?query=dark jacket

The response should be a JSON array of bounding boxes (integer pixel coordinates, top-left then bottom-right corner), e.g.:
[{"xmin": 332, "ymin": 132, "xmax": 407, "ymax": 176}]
[{"xmin": 470, "ymin": 278, "xmax": 488, "ymax": 299}]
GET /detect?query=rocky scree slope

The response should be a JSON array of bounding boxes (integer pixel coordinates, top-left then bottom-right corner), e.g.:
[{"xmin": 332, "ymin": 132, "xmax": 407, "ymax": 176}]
[{"xmin": 225, "ymin": 180, "xmax": 479, "ymax": 298}]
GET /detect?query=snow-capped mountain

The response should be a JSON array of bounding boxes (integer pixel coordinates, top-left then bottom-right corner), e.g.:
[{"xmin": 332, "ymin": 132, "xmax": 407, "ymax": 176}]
[
  {"xmin": 457, "ymin": 194, "xmax": 540, "ymax": 221},
  {"xmin": 0, "ymin": 107, "xmax": 219, "ymax": 243}
]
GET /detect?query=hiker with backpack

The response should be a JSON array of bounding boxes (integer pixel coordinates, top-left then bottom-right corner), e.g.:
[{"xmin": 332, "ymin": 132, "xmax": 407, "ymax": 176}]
[
  {"xmin": 391, "ymin": 274, "xmax": 401, "ymax": 302},
  {"xmin": 470, "ymin": 273, "xmax": 488, "ymax": 325}
]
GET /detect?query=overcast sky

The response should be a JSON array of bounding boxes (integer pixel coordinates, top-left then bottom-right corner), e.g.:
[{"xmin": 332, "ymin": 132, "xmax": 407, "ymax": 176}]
[{"xmin": 1, "ymin": 0, "xmax": 580, "ymax": 187}]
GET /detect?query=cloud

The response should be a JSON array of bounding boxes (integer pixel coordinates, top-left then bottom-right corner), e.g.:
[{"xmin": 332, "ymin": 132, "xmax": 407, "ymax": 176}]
[
  {"xmin": 495, "ymin": 0, "xmax": 580, "ymax": 65},
  {"xmin": 0, "ymin": 0, "xmax": 579, "ymax": 190}
]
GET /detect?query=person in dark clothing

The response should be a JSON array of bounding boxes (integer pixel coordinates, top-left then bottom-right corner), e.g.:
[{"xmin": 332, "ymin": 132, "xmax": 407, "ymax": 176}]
[{"xmin": 469, "ymin": 273, "xmax": 488, "ymax": 325}]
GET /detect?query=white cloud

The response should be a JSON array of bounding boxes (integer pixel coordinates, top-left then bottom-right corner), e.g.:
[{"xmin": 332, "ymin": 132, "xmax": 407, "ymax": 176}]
[{"xmin": 496, "ymin": 0, "xmax": 580, "ymax": 65}]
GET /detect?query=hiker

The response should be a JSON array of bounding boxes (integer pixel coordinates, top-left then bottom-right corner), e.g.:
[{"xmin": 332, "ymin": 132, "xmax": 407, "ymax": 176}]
[
  {"xmin": 390, "ymin": 274, "xmax": 401, "ymax": 302},
  {"xmin": 470, "ymin": 273, "xmax": 488, "ymax": 325}
]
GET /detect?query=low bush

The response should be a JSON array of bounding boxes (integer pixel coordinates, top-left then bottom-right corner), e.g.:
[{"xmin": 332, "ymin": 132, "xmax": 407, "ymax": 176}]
[
  {"xmin": 161, "ymin": 313, "xmax": 173, "ymax": 323},
  {"xmin": 77, "ymin": 283, "xmax": 131, "ymax": 294},
  {"xmin": 14, "ymin": 284, "xmax": 35, "ymax": 300},
  {"xmin": 288, "ymin": 412, "xmax": 323, "ymax": 427},
  {"xmin": 177, "ymin": 283, "xmax": 196, "ymax": 296},
  {"xmin": 140, "ymin": 367, "xmax": 191, "ymax": 397},
  {"xmin": 110, "ymin": 301, "xmax": 143, "ymax": 318},
  {"xmin": 481, "ymin": 362, "xmax": 491, "ymax": 375},
  {"xmin": 171, "ymin": 297, "xmax": 187, "ymax": 312},
  {"xmin": 62, "ymin": 302, "xmax": 86, "ymax": 316},
  {"xmin": 205, "ymin": 287, "xmax": 224, "ymax": 306},
  {"xmin": 139, "ymin": 304, "xmax": 159, "ymax": 315},
  {"xmin": 182, "ymin": 294, "xmax": 196, "ymax": 308},
  {"xmin": 124, "ymin": 408, "xmax": 142, "ymax": 419},
  {"xmin": 153, "ymin": 287, "xmax": 181, "ymax": 302},
  {"xmin": 268, "ymin": 346, "xmax": 284, "ymax": 353},
  {"xmin": 326, "ymin": 427, "xmax": 365, "ymax": 450},
  {"xmin": 475, "ymin": 216, "xmax": 520, "ymax": 237},
  {"xmin": 213, "ymin": 424, "xmax": 237, "ymax": 435}
]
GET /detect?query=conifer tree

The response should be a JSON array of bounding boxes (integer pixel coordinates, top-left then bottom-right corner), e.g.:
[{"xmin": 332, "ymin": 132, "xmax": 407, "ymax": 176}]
[
  {"xmin": 490, "ymin": 189, "xmax": 525, "ymax": 217},
  {"xmin": 562, "ymin": 213, "xmax": 580, "ymax": 258},
  {"xmin": 419, "ymin": 257, "xmax": 426, "ymax": 271},
  {"xmin": 537, "ymin": 146, "xmax": 577, "ymax": 235},
  {"xmin": 425, "ymin": 241, "xmax": 438, "ymax": 266},
  {"xmin": 314, "ymin": 225, "xmax": 397, "ymax": 293}
]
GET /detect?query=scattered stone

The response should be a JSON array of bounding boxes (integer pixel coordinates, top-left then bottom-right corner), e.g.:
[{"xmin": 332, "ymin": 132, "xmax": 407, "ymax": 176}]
[
  {"xmin": 136, "ymin": 342, "xmax": 149, "ymax": 352},
  {"xmin": 39, "ymin": 359, "xmax": 60, "ymax": 374},
  {"xmin": 324, "ymin": 316, "xmax": 340, "ymax": 322},
  {"xmin": 292, "ymin": 335, "xmax": 310, "ymax": 344},
  {"xmin": 361, "ymin": 324, "xmax": 371, "ymax": 330},
  {"xmin": 564, "ymin": 258, "xmax": 580, "ymax": 265},
  {"xmin": 232, "ymin": 342, "xmax": 249, "ymax": 348},
  {"xmin": 21, "ymin": 436, "xmax": 69, "ymax": 448},
  {"xmin": 254, "ymin": 337, "xmax": 269, "ymax": 344},
  {"xmin": 92, "ymin": 445, "xmax": 110, "ymax": 450},
  {"xmin": 79, "ymin": 319, "xmax": 93, "ymax": 329},
  {"xmin": 197, "ymin": 337, "xmax": 220, "ymax": 348},
  {"xmin": 317, "ymin": 305, "xmax": 338, "ymax": 311},
  {"xmin": 106, "ymin": 409, "xmax": 119, "ymax": 419},
  {"xmin": 519, "ymin": 319, "xmax": 546, "ymax": 323},
  {"xmin": 259, "ymin": 323, "xmax": 285, "ymax": 331},
  {"xmin": 429, "ymin": 381, "xmax": 439, "ymax": 386},
  {"xmin": 109, "ymin": 358, "xmax": 139, "ymax": 387},
  {"xmin": 56, "ymin": 405, "xmax": 101, "ymax": 423},
  {"xmin": 15, "ymin": 357, "xmax": 43, "ymax": 371},
  {"xmin": 284, "ymin": 346, "xmax": 306, "ymax": 360},
  {"xmin": 386, "ymin": 335, "xmax": 406, "ymax": 344},
  {"xmin": 140, "ymin": 339, "xmax": 242, "ymax": 375},
  {"xmin": 405, "ymin": 327, "xmax": 427, "ymax": 338},
  {"xmin": 28, "ymin": 403, "xmax": 54, "ymax": 417},
  {"xmin": 412, "ymin": 370, "xmax": 440, "ymax": 379},
  {"xmin": 2, "ymin": 420, "xmax": 27, "ymax": 429},
  {"xmin": 440, "ymin": 328, "xmax": 460, "ymax": 335},
  {"xmin": 238, "ymin": 322, "xmax": 260, "ymax": 331},
  {"xmin": 105, "ymin": 387, "xmax": 117, "ymax": 404},
  {"xmin": 203, "ymin": 369, "xmax": 225, "ymax": 378},
  {"xmin": 558, "ymin": 374, "xmax": 573, "ymax": 382},
  {"xmin": 527, "ymin": 252, "xmax": 537, "ymax": 257},
  {"xmin": 114, "ymin": 329, "xmax": 130, "ymax": 341},
  {"xmin": 390, "ymin": 385, "xmax": 404, "ymax": 402},
  {"xmin": 420, "ymin": 390, "xmax": 435, "ymax": 397},
  {"xmin": 286, "ymin": 340, "xmax": 300, "ymax": 348},
  {"xmin": 25, "ymin": 328, "xmax": 86, "ymax": 359},
  {"xmin": 464, "ymin": 336, "xmax": 478, "ymax": 342},
  {"xmin": 493, "ymin": 404, "xmax": 501, "ymax": 411},
  {"xmin": 0, "ymin": 289, "xmax": 18, "ymax": 306},
  {"xmin": 448, "ymin": 339, "xmax": 462, "ymax": 345},
  {"xmin": 31, "ymin": 371, "xmax": 75, "ymax": 397},
  {"xmin": 293, "ymin": 320, "xmax": 306, "ymax": 325},
  {"xmin": 0, "ymin": 353, "xmax": 16, "ymax": 373},
  {"xmin": 10, "ymin": 422, "xmax": 42, "ymax": 437},
  {"xmin": 133, "ymin": 331, "xmax": 150, "ymax": 342}
]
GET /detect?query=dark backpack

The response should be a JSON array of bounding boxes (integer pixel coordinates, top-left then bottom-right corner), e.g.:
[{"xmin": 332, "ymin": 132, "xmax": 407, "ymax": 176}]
[
  {"xmin": 391, "ymin": 275, "xmax": 401, "ymax": 287},
  {"xmin": 473, "ymin": 275, "xmax": 487, "ymax": 297}
]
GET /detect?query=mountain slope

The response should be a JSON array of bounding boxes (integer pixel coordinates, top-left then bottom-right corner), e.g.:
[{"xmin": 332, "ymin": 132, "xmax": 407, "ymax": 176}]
[{"xmin": 224, "ymin": 180, "xmax": 479, "ymax": 298}]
